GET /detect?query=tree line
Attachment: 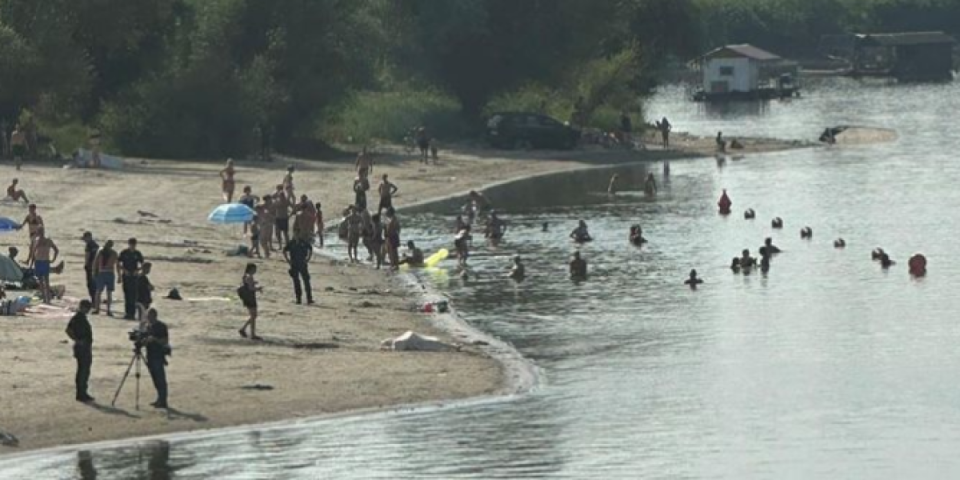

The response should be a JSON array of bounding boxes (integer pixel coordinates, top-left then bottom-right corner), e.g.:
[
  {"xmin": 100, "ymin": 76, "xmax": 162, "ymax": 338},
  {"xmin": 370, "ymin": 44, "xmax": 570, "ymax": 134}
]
[{"xmin": 0, "ymin": 0, "xmax": 955, "ymax": 159}]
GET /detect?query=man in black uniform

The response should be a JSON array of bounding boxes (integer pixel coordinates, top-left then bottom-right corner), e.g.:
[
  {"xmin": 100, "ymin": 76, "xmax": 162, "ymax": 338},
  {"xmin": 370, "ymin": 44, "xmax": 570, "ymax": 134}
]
[
  {"xmin": 118, "ymin": 238, "xmax": 144, "ymax": 320},
  {"xmin": 143, "ymin": 308, "xmax": 170, "ymax": 409},
  {"xmin": 282, "ymin": 236, "xmax": 314, "ymax": 305},
  {"xmin": 65, "ymin": 300, "xmax": 95, "ymax": 402},
  {"xmin": 82, "ymin": 232, "xmax": 99, "ymax": 303}
]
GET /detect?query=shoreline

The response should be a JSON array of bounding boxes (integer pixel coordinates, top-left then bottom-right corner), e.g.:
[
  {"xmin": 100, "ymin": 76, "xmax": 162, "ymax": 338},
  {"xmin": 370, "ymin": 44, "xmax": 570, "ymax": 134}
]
[{"xmin": 0, "ymin": 132, "xmax": 806, "ymax": 456}]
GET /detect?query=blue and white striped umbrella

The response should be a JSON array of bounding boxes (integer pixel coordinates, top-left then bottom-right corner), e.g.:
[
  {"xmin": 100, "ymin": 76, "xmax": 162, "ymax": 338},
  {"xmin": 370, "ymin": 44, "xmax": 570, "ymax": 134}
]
[{"xmin": 207, "ymin": 203, "xmax": 255, "ymax": 224}]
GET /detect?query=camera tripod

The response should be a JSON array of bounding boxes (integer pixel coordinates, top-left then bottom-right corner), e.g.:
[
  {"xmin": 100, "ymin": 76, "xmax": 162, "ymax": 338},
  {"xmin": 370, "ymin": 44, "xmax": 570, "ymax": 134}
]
[{"xmin": 111, "ymin": 345, "xmax": 145, "ymax": 410}]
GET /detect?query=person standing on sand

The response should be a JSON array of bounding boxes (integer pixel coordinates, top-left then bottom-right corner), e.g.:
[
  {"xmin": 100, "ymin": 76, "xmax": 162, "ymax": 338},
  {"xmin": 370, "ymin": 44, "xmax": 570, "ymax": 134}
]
[
  {"xmin": 137, "ymin": 263, "xmax": 155, "ymax": 318},
  {"xmin": 384, "ymin": 208, "xmax": 402, "ymax": 270},
  {"xmin": 82, "ymin": 232, "xmax": 99, "ymax": 303},
  {"xmin": 294, "ymin": 194, "xmax": 316, "ymax": 242},
  {"xmin": 378, "ymin": 174, "xmax": 398, "ymax": 213},
  {"xmin": 19, "ymin": 203, "xmax": 44, "ymax": 264},
  {"xmin": 118, "ymin": 238, "xmax": 145, "ymax": 320},
  {"xmin": 345, "ymin": 205, "xmax": 362, "ymax": 262},
  {"xmin": 657, "ymin": 117, "xmax": 672, "ymax": 148},
  {"xmin": 315, "ymin": 201, "xmax": 325, "ymax": 247},
  {"xmin": 283, "ymin": 165, "xmax": 296, "ymax": 199},
  {"xmin": 353, "ymin": 173, "xmax": 370, "ymax": 210},
  {"xmin": 220, "ymin": 159, "xmax": 236, "ymax": 202},
  {"xmin": 283, "ymin": 236, "xmax": 314, "ymax": 305},
  {"xmin": 66, "ymin": 300, "xmax": 95, "ymax": 403},
  {"xmin": 257, "ymin": 195, "xmax": 276, "ymax": 258},
  {"xmin": 356, "ymin": 147, "xmax": 374, "ymax": 176},
  {"xmin": 369, "ymin": 212, "xmax": 384, "ymax": 269},
  {"xmin": 10, "ymin": 124, "xmax": 26, "ymax": 170},
  {"xmin": 272, "ymin": 187, "xmax": 293, "ymax": 247},
  {"xmin": 93, "ymin": 240, "xmax": 118, "ymax": 316},
  {"xmin": 415, "ymin": 127, "xmax": 430, "ymax": 164},
  {"xmin": 238, "ymin": 186, "xmax": 259, "ymax": 236},
  {"xmin": 31, "ymin": 228, "xmax": 59, "ymax": 304},
  {"xmin": 7, "ymin": 178, "xmax": 28, "ymax": 203},
  {"xmin": 238, "ymin": 263, "xmax": 263, "ymax": 340},
  {"xmin": 143, "ymin": 308, "xmax": 170, "ymax": 409}
]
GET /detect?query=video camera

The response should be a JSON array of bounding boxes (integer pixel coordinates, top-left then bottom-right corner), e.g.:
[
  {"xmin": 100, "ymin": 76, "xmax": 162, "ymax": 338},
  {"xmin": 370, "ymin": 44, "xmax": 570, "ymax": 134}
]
[{"xmin": 127, "ymin": 329, "xmax": 148, "ymax": 348}]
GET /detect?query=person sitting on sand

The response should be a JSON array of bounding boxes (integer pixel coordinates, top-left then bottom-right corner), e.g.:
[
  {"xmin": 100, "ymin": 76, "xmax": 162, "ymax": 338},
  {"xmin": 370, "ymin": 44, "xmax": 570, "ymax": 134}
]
[
  {"xmin": 509, "ymin": 255, "xmax": 525, "ymax": 281},
  {"xmin": 485, "ymin": 211, "xmax": 507, "ymax": 241},
  {"xmin": 684, "ymin": 269, "xmax": 704, "ymax": 288},
  {"xmin": 739, "ymin": 249, "xmax": 757, "ymax": 271},
  {"xmin": 644, "ymin": 173, "xmax": 657, "ymax": 197},
  {"xmin": 570, "ymin": 220, "xmax": 592, "ymax": 243},
  {"xmin": 6, "ymin": 179, "xmax": 28, "ymax": 204},
  {"xmin": 454, "ymin": 226, "xmax": 471, "ymax": 268},
  {"xmin": 399, "ymin": 240, "xmax": 425, "ymax": 267},
  {"xmin": 718, "ymin": 189, "xmax": 732, "ymax": 215},
  {"xmin": 569, "ymin": 251, "xmax": 588, "ymax": 280},
  {"xmin": 220, "ymin": 158, "xmax": 236, "ymax": 202}
]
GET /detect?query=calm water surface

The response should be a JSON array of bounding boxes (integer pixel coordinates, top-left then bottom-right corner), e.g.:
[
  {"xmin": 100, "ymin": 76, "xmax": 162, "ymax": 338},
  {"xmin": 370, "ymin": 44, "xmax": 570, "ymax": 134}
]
[{"xmin": 4, "ymin": 78, "xmax": 960, "ymax": 479}]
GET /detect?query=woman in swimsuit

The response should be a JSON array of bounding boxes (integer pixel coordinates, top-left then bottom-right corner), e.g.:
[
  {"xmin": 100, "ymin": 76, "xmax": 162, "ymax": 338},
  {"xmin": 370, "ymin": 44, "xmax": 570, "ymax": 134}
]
[{"xmin": 220, "ymin": 159, "xmax": 236, "ymax": 202}]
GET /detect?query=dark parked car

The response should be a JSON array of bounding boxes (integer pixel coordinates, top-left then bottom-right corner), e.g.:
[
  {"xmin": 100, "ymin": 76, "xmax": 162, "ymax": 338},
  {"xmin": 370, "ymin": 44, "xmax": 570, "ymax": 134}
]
[{"xmin": 486, "ymin": 112, "xmax": 580, "ymax": 150}]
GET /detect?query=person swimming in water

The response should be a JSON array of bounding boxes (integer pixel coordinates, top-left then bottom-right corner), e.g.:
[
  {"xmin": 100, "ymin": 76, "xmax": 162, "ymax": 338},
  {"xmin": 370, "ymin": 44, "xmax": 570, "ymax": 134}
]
[
  {"xmin": 569, "ymin": 251, "xmax": 587, "ymax": 280},
  {"xmin": 879, "ymin": 252, "xmax": 896, "ymax": 269},
  {"xmin": 644, "ymin": 173, "xmax": 657, "ymax": 197},
  {"xmin": 684, "ymin": 269, "xmax": 704, "ymax": 288},
  {"xmin": 739, "ymin": 249, "xmax": 757, "ymax": 271},
  {"xmin": 763, "ymin": 237, "xmax": 781, "ymax": 254},
  {"xmin": 908, "ymin": 254, "xmax": 927, "ymax": 277},
  {"xmin": 718, "ymin": 189, "xmax": 732, "ymax": 215},
  {"xmin": 730, "ymin": 257, "xmax": 742, "ymax": 272},
  {"xmin": 629, "ymin": 225, "xmax": 647, "ymax": 246},
  {"xmin": 508, "ymin": 255, "xmax": 526, "ymax": 281},
  {"xmin": 570, "ymin": 220, "xmax": 592, "ymax": 243}
]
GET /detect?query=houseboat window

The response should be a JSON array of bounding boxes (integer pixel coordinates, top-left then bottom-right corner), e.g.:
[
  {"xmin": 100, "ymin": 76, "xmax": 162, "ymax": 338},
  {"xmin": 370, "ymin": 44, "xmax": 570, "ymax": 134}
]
[{"xmin": 719, "ymin": 66, "xmax": 734, "ymax": 76}]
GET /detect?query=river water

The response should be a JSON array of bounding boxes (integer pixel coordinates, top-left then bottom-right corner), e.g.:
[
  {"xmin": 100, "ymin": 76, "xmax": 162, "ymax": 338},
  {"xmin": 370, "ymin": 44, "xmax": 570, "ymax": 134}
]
[{"xmin": 4, "ymin": 78, "xmax": 960, "ymax": 479}]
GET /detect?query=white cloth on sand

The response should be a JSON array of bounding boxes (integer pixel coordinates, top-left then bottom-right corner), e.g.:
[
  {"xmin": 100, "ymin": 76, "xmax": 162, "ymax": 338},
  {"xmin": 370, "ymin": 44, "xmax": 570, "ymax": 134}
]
[
  {"xmin": 380, "ymin": 331, "xmax": 458, "ymax": 352},
  {"xmin": 74, "ymin": 148, "xmax": 124, "ymax": 170}
]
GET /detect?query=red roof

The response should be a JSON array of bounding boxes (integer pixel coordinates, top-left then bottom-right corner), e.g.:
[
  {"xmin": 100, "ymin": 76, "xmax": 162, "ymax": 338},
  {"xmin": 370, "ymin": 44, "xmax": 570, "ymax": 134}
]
[{"xmin": 703, "ymin": 44, "xmax": 781, "ymax": 62}]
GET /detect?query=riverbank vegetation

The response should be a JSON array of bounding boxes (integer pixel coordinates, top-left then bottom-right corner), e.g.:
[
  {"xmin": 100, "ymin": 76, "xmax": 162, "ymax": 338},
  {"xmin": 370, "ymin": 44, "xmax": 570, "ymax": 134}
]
[{"xmin": 0, "ymin": 0, "xmax": 955, "ymax": 158}]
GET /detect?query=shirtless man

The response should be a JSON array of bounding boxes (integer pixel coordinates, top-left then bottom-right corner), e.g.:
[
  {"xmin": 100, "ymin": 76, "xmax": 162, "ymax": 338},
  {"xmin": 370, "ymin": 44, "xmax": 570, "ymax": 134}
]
[
  {"xmin": 509, "ymin": 255, "xmax": 526, "ymax": 281},
  {"xmin": 355, "ymin": 147, "xmax": 374, "ymax": 177},
  {"xmin": 378, "ymin": 174, "xmax": 398, "ymax": 213},
  {"xmin": 10, "ymin": 124, "xmax": 26, "ymax": 170},
  {"xmin": 384, "ymin": 208, "xmax": 402, "ymax": 270},
  {"xmin": 7, "ymin": 178, "xmax": 28, "ymax": 203},
  {"xmin": 684, "ymin": 269, "xmax": 704, "ymax": 289},
  {"xmin": 295, "ymin": 194, "xmax": 317, "ymax": 241},
  {"xmin": 282, "ymin": 166, "xmax": 295, "ymax": 199},
  {"xmin": 569, "ymin": 251, "xmax": 587, "ymax": 280},
  {"xmin": 345, "ymin": 206, "xmax": 362, "ymax": 262},
  {"xmin": 31, "ymin": 228, "xmax": 59, "ymax": 303},
  {"xmin": 272, "ymin": 187, "xmax": 293, "ymax": 246},
  {"xmin": 398, "ymin": 240, "xmax": 425, "ymax": 267},
  {"xmin": 93, "ymin": 240, "xmax": 118, "ymax": 315},
  {"xmin": 485, "ymin": 211, "xmax": 507, "ymax": 241},
  {"xmin": 256, "ymin": 195, "xmax": 276, "ymax": 258},
  {"xmin": 220, "ymin": 158, "xmax": 236, "ymax": 202},
  {"xmin": 353, "ymin": 173, "xmax": 370, "ymax": 210},
  {"xmin": 570, "ymin": 220, "xmax": 592, "ymax": 243}
]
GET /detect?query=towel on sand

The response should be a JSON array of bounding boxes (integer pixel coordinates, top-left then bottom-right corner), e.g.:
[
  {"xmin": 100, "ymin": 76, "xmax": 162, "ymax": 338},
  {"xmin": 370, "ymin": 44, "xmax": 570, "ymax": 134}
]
[{"xmin": 380, "ymin": 331, "xmax": 459, "ymax": 352}]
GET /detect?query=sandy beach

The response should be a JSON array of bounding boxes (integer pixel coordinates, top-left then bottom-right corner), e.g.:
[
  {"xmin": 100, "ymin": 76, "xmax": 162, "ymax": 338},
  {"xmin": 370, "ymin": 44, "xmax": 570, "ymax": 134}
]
[{"xmin": 0, "ymin": 131, "xmax": 803, "ymax": 453}]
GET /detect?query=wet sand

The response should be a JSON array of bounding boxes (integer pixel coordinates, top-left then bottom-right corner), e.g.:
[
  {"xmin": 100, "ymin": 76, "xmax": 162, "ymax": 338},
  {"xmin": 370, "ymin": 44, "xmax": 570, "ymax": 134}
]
[{"xmin": 0, "ymin": 131, "xmax": 803, "ymax": 452}]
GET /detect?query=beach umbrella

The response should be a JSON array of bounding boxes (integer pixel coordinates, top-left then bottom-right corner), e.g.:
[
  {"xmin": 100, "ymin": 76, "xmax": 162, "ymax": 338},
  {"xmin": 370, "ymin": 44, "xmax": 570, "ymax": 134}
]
[
  {"xmin": 0, "ymin": 217, "xmax": 19, "ymax": 234},
  {"xmin": 0, "ymin": 256, "xmax": 23, "ymax": 282},
  {"xmin": 208, "ymin": 204, "xmax": 255, "ymax": 224}
]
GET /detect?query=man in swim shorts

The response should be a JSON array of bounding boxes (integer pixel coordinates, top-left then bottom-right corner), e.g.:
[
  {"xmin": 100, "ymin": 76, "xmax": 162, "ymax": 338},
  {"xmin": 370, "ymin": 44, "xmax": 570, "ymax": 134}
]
[
  {"xmin": 378, "ymin": 174, "xmax": 398, "ymax": 213},
  {"xmin": 273, "ymin": 187, "xmax": 293, "ymax": 246},
  {"xmin": 93, "ymin": 240, "xmax": 118, "ymax": 315},
  {"xmin": 31, "ymin": 228, "xmax": 59, "ymax": 303}
]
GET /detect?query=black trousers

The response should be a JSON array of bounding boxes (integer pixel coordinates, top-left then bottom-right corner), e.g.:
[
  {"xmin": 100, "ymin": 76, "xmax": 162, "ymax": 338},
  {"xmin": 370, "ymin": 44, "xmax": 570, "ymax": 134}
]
[
  {"xmin": 74, "ymin": 344, "xmax": 92, "ymax": 399},
  {"xmin": 84, "ymin": 267, "xmax": 96, "ymax": 302},
  {"xmin": 289, "ymin": 264, "xmax": 313, "ymax": 303},
  {"xmin": 355, "ymin": 191, "xmax": 367, "ymax": 210},
  {"xmin": 146, "ymin": 354, "xmax": 167, "ymax": 406},
  {"xmin": 122, "ymin": 275, "xmax": 137, "ymax": 319}
]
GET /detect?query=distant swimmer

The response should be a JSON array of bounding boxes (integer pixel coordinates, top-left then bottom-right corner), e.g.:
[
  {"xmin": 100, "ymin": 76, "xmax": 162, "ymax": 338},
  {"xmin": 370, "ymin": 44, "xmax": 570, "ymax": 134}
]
[
  {"xmin": 509, "ymin": 255, "xmax": 526, "ymax": 281},
  {"xmin": 684, "ymin": 269, "xmax": 704, "ymax": 288},
  {"xmin": 759, "ymin": 247, "xmax": 772, "ymax": 273},
  {"xmin": 909, "ymin": 254, "xmax": 927, "ymax": 277},
  {"xmin": 629, "ymin": 224, "xmax": 647, "ymax": 246},
  {"xmin": 771, "ymin": 217, "xmax": 784, "ymax": 229},
  {"xmin": 879, "ymin": 252, "xmax": 895, "ymax": 269},
  {"xmin": 800, "ymin": 227, "xmax": 813, "ymax": 239},
  {"xmin": 570, "ymin": 220, "xmax": 593, "ymax": 243},
  {"xmin": 763, "ymin": 237, "xmax": 781, "ymax": 254},
  {"xmin": 718, "ymin": 189, "xmax": 732, "ymax": 215},
  {"xmin": 485, "ymin": 211, "xmax": 507, "ymax": 241},
  {"xmin": 730, "ymin": 257, "xmax": 742, "ymax": 272},
  {"xmin": 872, "ymin": 247, "xmax": 885, "ymax": 261},
  {"xmin": 542, "ymin": 222, "xmax": 549, "ymax": 232},
  {"xmin": 608, "ymin": 174, "xmax": 620, "ymax": 195},
  {"xmin": 744, "ymin": 208, "xmax": 755, "ymax": 220},
  {"xmin": 739, "ymin": 249, "xmax": 757, "ymax": 271},
  {"xmin": 834, "ymin": 238, "xmax": 846, "ymax": 249},
  {"xmin": 569, "ymin": 251, "xmax": 588, "ymax": 280},
  {"xmin": 644, "ymin": 173, "xmax": 657, "ymax": 197}
]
